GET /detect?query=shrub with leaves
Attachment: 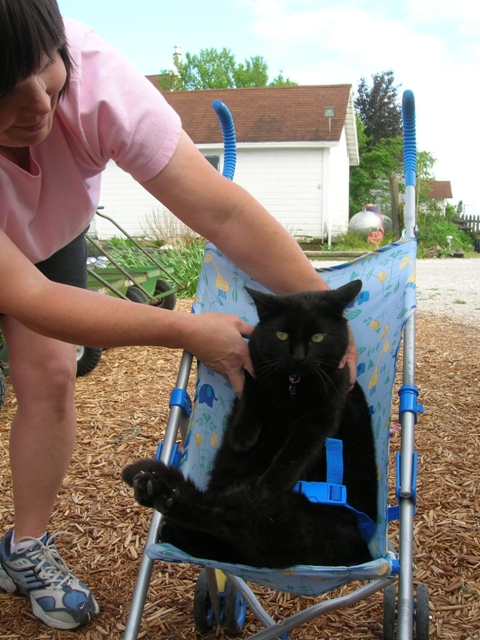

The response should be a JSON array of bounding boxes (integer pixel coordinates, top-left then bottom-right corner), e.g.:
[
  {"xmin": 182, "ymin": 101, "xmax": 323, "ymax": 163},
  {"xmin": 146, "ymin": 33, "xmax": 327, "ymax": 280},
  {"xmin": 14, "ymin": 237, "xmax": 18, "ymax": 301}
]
[
  {"xmin": 107, "ymin": 237, "xmax": 156, "ymax": 268},
  {"xmin": 416, "ymin": 213, "xmax": 473, "ymax": 258},
  {"xmin": 155, "ymin": 242, "xmax": 205, "ymax": 298}
]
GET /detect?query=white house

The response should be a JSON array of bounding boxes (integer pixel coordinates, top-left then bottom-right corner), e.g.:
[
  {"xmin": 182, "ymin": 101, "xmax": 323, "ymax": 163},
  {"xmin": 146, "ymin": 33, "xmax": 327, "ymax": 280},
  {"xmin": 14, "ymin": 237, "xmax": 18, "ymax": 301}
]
[
  {"xmin": 421, "ymin": 180, "xmax": 453, "ymax": 216},
  {"xmin": 96, "ymin": 84, "xmax": 359, "ymax": 243}
]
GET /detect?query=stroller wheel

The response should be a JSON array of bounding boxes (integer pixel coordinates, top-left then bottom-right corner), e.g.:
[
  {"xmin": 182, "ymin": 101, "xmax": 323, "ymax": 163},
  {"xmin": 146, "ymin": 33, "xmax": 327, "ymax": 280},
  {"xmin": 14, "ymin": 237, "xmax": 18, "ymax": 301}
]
[
  {"xmin": 382, "ymin": 583, "xmax": 396, "ymax": 640},
  {"xmin": 415, "ymin": 584, "xmax": 430, "ymax": 640},
  {"xmin": 224, "ymin": 580, "xmax": 247, "ymax": 636},
  {"xmin": 193, "ymin": 569, "xmax": 216, "ymax": 633}
]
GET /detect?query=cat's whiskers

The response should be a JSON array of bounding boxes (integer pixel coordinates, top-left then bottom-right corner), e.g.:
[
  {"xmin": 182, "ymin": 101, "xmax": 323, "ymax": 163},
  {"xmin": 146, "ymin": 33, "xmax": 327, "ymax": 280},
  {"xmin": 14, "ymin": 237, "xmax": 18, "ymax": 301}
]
[
  {"xmin": 253, "ymin": 359, "xmax": 282, "ymax": 379},
  {"xmin": 313, "ymin": 367, "xmax": 341, "ymax": 399}
]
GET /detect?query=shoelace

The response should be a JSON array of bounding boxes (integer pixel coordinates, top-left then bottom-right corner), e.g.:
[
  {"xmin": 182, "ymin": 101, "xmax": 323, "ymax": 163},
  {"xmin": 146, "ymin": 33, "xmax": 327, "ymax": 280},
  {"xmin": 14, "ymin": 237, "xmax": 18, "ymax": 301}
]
[{"xmin": 14, "ymin": 532, "xmax": 77, "ymax": 589}]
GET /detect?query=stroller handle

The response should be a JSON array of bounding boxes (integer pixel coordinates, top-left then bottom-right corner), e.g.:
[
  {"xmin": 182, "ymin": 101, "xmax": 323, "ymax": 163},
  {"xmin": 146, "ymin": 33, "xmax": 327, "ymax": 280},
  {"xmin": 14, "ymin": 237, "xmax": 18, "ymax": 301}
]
[
  {"xmin": 402, "ymin": 90, "xmax": 416, "ymax": 188},
  {"xmin": 212, "ymin": 99, "xmax": 237, "ymax": 181}
]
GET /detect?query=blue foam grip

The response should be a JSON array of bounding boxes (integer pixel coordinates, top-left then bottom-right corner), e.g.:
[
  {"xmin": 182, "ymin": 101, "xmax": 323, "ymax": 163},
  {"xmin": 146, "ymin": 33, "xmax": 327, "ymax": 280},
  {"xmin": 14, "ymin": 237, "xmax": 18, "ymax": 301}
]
[
  {"xmin": 212, "ymin": 100, "xmax": 237, "ymax": 180},
  {"xmin": 402, "ymin": 90, "xmax": 416, "ymax": 187}
]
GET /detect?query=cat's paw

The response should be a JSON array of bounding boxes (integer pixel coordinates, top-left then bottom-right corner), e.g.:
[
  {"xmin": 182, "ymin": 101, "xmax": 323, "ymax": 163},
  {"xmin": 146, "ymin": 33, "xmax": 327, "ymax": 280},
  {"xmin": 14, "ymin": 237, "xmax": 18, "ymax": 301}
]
[
  {"xmin": 122, "ymin": 460, "xmax": 183, "ymax": 512},
  {"xmin": 122, "ymin": 458, "xmax": 162, "ymax": 486},
  {"xmin": 138, "ymin": 465, "xmax": 184, "ymax": 514}
]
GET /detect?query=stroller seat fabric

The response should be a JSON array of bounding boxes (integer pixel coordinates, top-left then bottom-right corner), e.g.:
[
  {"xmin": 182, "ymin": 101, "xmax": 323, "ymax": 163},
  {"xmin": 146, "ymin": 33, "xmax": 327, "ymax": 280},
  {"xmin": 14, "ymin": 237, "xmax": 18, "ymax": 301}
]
[{"xmin": 147, "ymin": 238, "xmax": 417, "ymax": 596}]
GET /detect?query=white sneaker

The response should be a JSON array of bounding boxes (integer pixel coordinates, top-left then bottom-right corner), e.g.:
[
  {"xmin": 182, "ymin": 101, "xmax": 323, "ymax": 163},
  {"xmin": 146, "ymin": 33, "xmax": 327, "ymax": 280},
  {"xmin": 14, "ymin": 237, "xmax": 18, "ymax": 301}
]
[{"xmin": 0, "ymin": 530, "xmax": 99, "ymax": 629}]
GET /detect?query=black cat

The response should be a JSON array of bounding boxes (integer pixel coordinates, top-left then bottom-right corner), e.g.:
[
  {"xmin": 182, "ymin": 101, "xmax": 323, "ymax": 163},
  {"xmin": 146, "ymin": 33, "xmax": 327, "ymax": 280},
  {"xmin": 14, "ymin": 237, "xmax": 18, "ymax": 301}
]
[{"xmin": 122, "ymin": 282, "xmax": 378, "ymax": 568}]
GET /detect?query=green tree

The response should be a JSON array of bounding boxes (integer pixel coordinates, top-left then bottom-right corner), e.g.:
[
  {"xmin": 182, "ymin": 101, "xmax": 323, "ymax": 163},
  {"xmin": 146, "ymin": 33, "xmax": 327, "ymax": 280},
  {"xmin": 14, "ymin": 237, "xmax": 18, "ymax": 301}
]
[
  {"xmin": 355, "ymin": 70, "xmax": 403, "ymax": 146},
  {"xmin": 157, "ymin": 48, "xmax": 297, "ymax": 90},
  {"xmin": 352, "ymin": 70, "xmax": 444, "ymax": 234},
  {"xmin": 416, "ymin": 150, "xmax": 442, "ymax": 218},
  {"xmin": 351, "ymin": 70, "xmax": 404, "ymax": 234},
  {"xmin": 349, "ymin": 116, "xmax": 403, "ymax": 215}
]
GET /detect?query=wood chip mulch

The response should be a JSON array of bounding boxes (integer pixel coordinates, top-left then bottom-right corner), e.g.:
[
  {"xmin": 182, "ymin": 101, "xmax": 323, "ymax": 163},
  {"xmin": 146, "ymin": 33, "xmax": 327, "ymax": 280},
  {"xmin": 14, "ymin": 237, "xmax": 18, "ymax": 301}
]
[{"xmin": 1, "ymin": 301, "xmax": 479, "ymax": 640}]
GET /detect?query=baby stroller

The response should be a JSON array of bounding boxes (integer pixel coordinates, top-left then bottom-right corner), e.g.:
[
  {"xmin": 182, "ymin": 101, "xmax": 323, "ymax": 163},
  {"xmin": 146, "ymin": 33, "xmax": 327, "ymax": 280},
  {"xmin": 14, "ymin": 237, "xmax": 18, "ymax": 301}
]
[{"xmin": 123, "ymin": 93, "xmax": 426, "ymax": 640}]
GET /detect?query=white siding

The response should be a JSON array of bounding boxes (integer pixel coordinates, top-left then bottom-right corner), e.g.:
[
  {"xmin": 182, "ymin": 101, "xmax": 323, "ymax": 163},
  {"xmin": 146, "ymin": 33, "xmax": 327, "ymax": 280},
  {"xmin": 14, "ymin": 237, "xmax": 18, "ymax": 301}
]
[
  {"xmin": 327, "ymin": 129, "xmax": 351, "ymax": 237},
  {"xmin": 232, "ymin": 146, "xmax": 325, "ymax": 238},
  {"xmin": 94, "ymin": 161, "xmax": 163, "ymax": 239},
  {"xmin": 97, "ymin": 138, "xmax": 349, "ymax": 242}
]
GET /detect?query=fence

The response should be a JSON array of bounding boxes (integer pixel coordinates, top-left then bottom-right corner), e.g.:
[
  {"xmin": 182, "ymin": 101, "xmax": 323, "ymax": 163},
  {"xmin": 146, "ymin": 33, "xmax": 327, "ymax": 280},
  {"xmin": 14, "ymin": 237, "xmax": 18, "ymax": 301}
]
[{"xmin": 459, "ymin": 213, "xmax": 480, "ymax": 236}]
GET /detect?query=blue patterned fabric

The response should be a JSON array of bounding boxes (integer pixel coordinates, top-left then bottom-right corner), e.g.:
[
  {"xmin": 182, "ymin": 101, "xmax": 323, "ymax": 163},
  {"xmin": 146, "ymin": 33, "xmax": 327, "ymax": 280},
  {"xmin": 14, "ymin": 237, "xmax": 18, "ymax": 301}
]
[{"xmin": 148, "ymin": 239, "xmax": 417, "ymax": 595}]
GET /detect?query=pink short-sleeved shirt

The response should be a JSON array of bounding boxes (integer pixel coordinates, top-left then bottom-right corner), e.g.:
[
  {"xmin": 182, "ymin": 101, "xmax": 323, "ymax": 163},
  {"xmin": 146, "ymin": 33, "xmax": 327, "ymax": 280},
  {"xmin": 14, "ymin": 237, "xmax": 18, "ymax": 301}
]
[{"xmin": 0, "ymin": 18, "xmax": 182, "ymax": 263}]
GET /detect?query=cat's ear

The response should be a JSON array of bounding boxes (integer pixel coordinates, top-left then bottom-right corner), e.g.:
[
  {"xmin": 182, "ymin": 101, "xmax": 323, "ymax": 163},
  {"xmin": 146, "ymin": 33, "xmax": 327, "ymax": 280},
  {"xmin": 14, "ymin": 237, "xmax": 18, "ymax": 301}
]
[
  {"xmin": 244, "ymin": 287, "xmax": 278, "ymax": 320},
  {"xmin": 330, "ymin": 279, "xmax": 362, "ymax": 310}
]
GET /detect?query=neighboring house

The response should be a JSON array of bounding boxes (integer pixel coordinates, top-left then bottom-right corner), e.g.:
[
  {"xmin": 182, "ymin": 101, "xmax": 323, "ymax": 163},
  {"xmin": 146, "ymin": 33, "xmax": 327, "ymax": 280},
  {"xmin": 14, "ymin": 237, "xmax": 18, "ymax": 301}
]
[
  {"xmin": 421, "ymin": 180, "xmax": 453, "ymax": 216},
  {"xmin": 95, "ymin": 83, "xmax": 359, "ymax": 243}
]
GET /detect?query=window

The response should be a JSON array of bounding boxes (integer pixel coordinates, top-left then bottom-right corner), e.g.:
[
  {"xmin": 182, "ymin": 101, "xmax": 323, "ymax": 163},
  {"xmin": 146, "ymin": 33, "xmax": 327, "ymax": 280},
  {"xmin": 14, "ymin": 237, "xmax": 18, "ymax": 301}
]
[{"xmin": 204, "ymin": 155, "xmax": 220, "ymax": 171}]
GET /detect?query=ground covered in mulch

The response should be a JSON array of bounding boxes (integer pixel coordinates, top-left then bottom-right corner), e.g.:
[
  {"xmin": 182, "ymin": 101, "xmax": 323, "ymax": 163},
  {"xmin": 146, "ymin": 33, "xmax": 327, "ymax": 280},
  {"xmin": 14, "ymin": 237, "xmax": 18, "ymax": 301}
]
[{"xmin": 1, "ymin": 303, "xmax": 479, "ymax": 640}]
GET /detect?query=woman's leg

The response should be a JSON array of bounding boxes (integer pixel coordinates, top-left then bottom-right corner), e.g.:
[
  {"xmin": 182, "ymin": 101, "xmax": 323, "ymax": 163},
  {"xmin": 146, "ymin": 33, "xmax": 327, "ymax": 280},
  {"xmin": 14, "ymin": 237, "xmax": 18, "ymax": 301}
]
[
  {"xmin": 0, "ymin": 231, "xmax": 98, "ymax": 630},
  {"xmin": 1, "ymin": 315, "xmax": 77, "ymax": 540}
]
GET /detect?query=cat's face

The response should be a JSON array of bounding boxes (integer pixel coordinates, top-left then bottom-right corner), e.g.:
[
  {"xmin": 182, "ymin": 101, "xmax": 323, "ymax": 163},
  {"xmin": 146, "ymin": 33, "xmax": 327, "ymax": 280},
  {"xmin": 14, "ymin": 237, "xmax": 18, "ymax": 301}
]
[{"xmin": 246, "ymin": 282, "xmax": 361, "ymax": 378}]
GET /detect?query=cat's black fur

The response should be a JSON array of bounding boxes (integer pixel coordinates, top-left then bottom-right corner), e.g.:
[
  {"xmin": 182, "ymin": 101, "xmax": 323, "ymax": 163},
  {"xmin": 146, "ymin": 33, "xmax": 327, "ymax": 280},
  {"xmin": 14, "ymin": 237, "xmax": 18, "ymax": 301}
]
[{"xmin": 122, "ymin": 281, "xmax": 378, "ymax": 568}]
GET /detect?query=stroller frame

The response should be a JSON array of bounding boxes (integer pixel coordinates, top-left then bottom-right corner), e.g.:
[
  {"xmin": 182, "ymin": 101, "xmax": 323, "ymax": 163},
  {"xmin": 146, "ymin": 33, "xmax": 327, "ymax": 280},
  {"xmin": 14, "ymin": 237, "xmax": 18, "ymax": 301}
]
[{"xmin": 123, "ymin": 92, "xmax": 424, "ymax": 640}]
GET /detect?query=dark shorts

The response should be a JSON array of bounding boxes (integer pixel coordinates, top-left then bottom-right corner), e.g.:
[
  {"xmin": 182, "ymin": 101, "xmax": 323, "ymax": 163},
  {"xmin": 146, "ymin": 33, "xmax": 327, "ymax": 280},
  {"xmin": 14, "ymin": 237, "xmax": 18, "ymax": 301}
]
[
  {"xmin": 35, "ymin": 229, "xmax": 88, "ymax": 289},
  {"xmin": 0, "ymin": 231, "xmax": 88, "ymax": 320}
]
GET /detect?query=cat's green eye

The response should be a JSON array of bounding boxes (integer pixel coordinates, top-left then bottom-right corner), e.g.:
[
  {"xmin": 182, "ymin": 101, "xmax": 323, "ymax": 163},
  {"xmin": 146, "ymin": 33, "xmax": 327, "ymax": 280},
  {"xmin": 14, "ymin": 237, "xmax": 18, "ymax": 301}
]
[
  {"xmin": 276, "ymin": 331, "xmax": 289, "ymax": 341},
  {"xmin": 311, "ymin": 333, "xmax": 325, "ymax": 343}
]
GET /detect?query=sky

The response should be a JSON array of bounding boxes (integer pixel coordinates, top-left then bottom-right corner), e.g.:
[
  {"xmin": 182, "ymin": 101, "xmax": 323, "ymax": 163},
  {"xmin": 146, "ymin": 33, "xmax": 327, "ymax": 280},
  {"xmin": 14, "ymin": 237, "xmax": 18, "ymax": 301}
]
[{"xmin": 58, "ymin": 0, "xmax": 480, "ymax": 216}]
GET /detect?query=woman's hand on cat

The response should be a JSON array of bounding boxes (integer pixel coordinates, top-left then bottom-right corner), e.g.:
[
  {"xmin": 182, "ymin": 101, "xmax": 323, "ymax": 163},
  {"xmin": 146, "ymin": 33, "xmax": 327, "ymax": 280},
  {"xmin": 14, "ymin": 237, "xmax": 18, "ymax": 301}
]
[
  {"xmin": 183, "ymin": 313, "xmax": 255, "ymax": 396},
  {"xmin": 339, "ymin": 325, "xmax": 358, "ymax": 390}
]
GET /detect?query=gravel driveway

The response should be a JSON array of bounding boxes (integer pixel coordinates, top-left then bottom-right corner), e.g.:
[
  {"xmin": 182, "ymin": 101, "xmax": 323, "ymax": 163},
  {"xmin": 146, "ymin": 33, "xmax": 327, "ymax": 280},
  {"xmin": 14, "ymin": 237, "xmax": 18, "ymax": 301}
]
[{"xmin": 312, "ymin": 257, "xmax": 480, "ymax": 327}]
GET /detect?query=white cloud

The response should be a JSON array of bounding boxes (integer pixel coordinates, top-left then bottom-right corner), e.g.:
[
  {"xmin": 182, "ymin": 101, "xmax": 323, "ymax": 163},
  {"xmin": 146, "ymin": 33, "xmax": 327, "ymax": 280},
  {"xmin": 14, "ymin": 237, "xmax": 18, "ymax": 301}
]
[
  {"xmin": 242, "ymin": 0, "xmax": 480, "ymax": 211},
  {"xmin": 405, "ymin": 0, "xmax": 480, "ymax": 26}
]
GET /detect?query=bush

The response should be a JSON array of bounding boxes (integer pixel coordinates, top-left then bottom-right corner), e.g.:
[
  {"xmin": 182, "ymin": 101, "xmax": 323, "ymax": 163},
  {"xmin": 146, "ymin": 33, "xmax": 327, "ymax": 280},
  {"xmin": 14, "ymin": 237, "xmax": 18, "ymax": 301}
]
[
  {"xmin": 154, "ymin": 242, "xmax": 205, "ymax": 298},
  {"xmin": 416, "ymin": 213, "xmax": 473, "ymax": 258},
  {"xmin": 324, "ymin": 230, "xmax": 396, "ymax": 251}
]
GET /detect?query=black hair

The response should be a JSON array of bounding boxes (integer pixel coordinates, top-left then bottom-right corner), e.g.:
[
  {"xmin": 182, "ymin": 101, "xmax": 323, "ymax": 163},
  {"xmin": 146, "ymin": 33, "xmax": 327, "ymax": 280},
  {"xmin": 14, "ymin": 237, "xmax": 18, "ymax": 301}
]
[{"xmin": 0, "ymin": 0, "xmax": 72, "ymax": 98}]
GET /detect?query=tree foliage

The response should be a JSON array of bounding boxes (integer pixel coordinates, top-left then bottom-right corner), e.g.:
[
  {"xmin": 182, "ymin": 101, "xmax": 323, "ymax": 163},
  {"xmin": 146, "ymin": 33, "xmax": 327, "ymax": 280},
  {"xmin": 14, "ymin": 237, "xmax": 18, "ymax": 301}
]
[
  {"xmin": 416, "ymin": 150, "xmax": 443, "ymax": 218},
  {"xmin": 349, "ymin": 116, "xmax": 403, "ymax": 215},
  {"xmin": 355, "ymin": 70, "xmax": 403, "ymax": 146},
  {"xmin": 350, "ymin": 71, "xmax": 404, "ymax": 216},
  {"xmin": 157, "ymin": 48, "xmax": 297, "ymax": 91}
]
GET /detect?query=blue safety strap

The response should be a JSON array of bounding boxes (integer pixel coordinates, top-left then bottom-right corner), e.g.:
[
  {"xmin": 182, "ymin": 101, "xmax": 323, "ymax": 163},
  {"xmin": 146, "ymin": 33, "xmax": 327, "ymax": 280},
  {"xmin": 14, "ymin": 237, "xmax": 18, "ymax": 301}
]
[{"xmin": 293, "ymin": 438, "xmax": 377, "ymax": 544}]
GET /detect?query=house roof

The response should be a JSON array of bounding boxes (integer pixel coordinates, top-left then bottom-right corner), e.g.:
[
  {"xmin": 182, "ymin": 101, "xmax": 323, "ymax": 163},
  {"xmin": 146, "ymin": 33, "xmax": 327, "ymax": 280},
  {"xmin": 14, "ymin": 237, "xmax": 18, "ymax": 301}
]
[
  {"xmin": 145, "ymin": 80, "xmax": 359, "ymax": 164},
  {"xmin": 423, "ymin": 180, "xmax": 453, "ymax": 199}
]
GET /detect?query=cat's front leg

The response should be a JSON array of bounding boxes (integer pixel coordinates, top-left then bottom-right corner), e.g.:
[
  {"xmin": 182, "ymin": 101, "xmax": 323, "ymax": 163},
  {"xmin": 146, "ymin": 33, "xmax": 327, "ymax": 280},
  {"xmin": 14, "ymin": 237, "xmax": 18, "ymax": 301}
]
[
  {"xmin": 228, "ymin": 379, "xmax": 263, "ymax": 451},
  {"xmin": 256, "ymin": 410, "xmax": 340, "ymax": 495}
]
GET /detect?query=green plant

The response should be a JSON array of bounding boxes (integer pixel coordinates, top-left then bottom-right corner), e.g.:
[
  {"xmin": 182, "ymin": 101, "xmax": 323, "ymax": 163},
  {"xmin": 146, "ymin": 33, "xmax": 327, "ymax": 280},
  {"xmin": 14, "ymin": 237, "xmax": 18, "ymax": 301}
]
[
  {"xmin": 107, "ymin": 237, "xmax": 157, "ymax": 268},
  {"xmin": 155, "ymin": 242, "xmax": 205, "ymax": 297},
  {"xmin": 323, "ymin": 230, "xmax": 396, "ymax": 252},
  {"xmin": 106, "ymin": 235, "xmax": 205, "ymax": 298},
  {"xmin": 416, "ymin": 213, "xmax": 473, "ymax": 258}
]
